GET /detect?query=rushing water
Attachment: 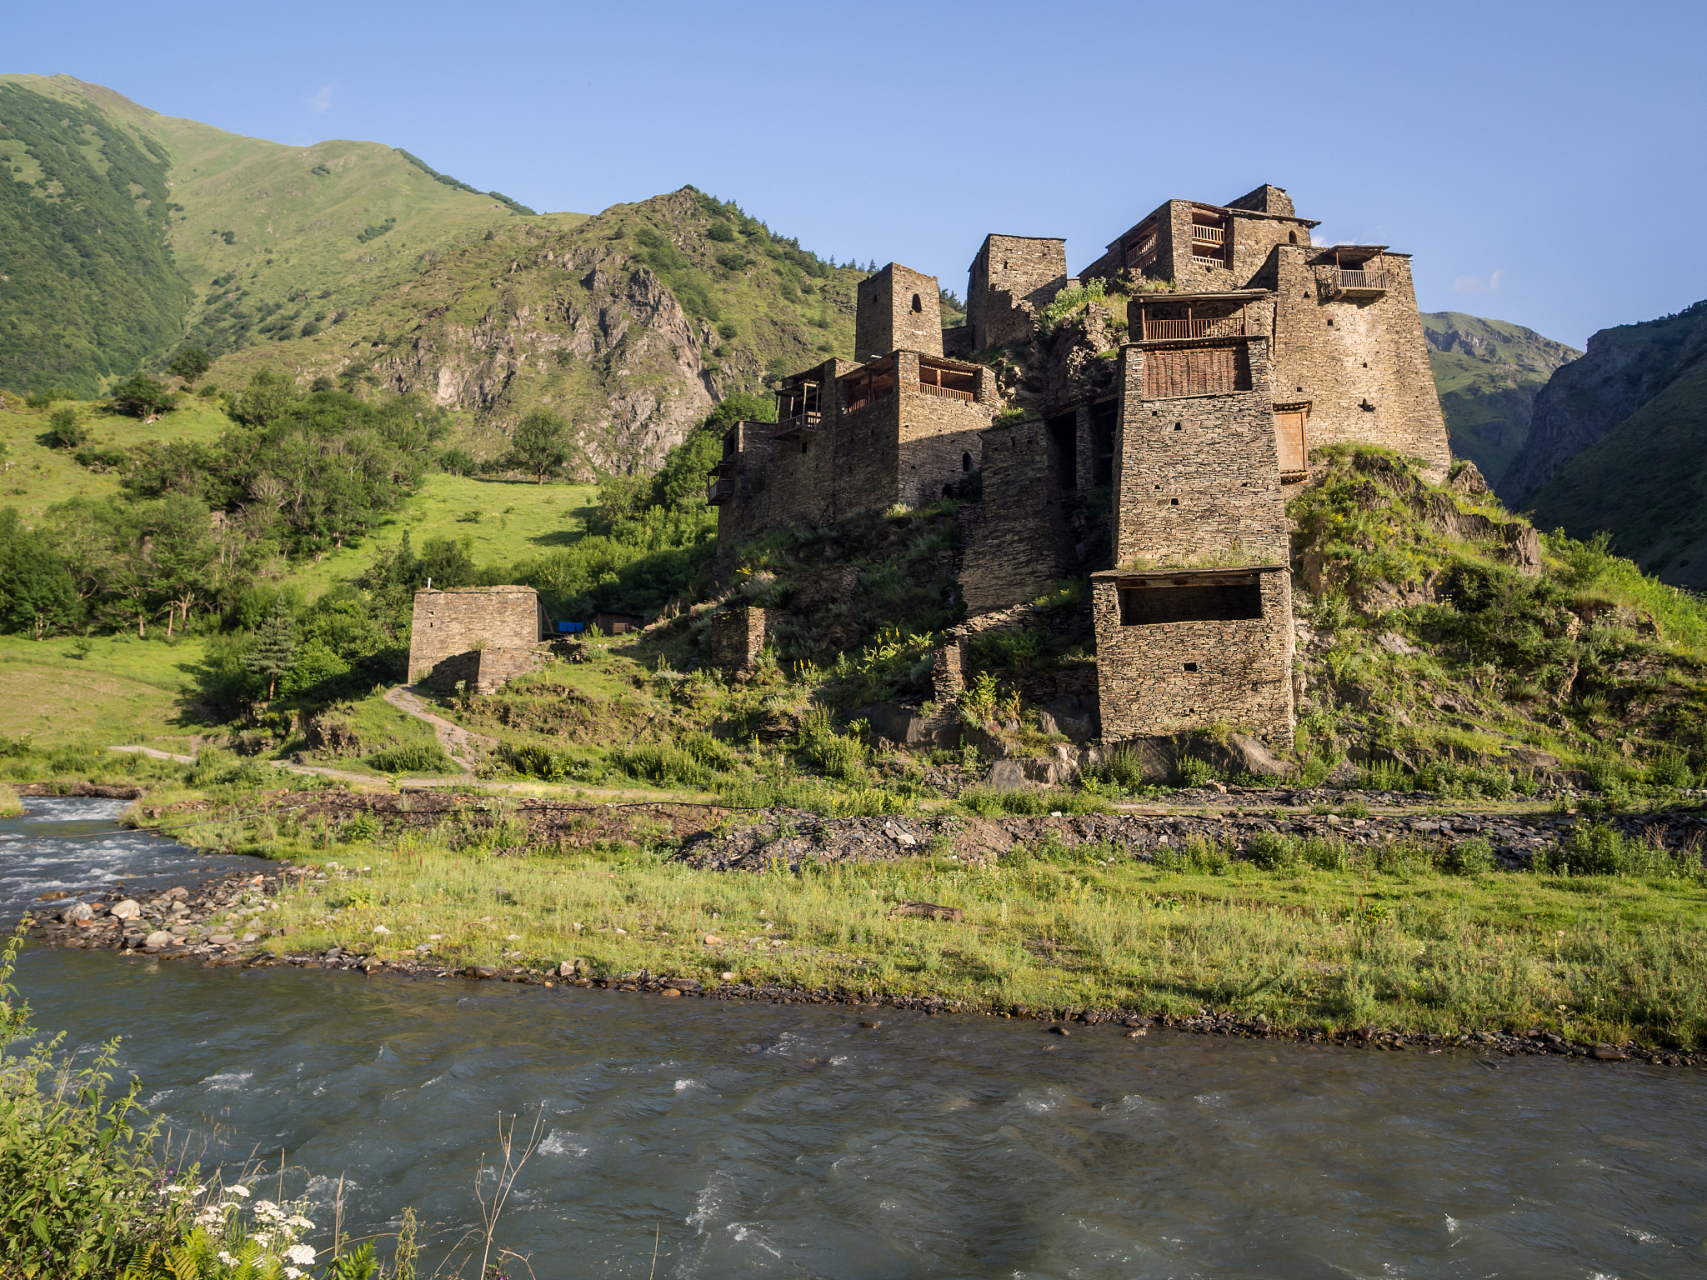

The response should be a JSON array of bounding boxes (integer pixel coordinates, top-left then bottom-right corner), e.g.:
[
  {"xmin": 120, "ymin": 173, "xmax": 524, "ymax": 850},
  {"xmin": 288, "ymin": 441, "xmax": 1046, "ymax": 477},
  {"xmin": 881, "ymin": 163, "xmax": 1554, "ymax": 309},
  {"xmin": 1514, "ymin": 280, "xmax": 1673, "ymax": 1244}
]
[{"xmin": 8, "ymin": 798, "xmax": 1707, "ymax": 1278}]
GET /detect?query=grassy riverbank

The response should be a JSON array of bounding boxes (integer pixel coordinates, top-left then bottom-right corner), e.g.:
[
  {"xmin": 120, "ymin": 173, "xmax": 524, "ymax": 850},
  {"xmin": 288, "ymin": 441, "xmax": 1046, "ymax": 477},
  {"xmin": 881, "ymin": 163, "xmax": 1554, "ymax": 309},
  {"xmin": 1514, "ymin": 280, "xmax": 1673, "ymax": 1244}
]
[{"xmin": 142, "ymin": 798, "xmax": 1707, "ymax": 1051}]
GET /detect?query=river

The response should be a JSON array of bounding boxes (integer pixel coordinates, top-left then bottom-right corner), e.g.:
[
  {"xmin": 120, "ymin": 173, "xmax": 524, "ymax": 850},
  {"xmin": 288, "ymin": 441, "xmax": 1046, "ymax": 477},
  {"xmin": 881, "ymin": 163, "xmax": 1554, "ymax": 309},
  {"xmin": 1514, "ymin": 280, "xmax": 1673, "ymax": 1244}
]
[{"xmin": 7, "ymin": 797, "xmax": 1706, "ymax": 1277}]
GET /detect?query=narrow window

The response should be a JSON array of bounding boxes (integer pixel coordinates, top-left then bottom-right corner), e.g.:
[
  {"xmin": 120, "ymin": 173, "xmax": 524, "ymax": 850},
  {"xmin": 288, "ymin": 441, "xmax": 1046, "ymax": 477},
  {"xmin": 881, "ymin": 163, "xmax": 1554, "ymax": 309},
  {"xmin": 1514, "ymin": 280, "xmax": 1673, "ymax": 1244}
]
[
  {"xmin": 911, "ymin": 293, "xmax": 922, "ymax": 313},
  {"xmin": 962, "ymin": 451, "xmax": 972, "ymax": 473},
  {"xmin": 1288, "ymin": 231, "xmax": 1297, "ymax": 245}
]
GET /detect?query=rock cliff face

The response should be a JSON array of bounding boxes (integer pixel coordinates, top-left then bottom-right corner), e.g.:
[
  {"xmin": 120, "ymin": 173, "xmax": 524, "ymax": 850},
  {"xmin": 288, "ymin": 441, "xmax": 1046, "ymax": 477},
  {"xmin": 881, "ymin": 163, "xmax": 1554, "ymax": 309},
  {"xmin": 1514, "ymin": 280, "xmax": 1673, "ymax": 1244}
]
[
  {"xmin": 377, "ymin": 247, "xmax": 716, "ymax": 475},
  {"xmin": 1500, "ymin": 301, "xmax": 1707, "ymax": 506},
  {"xmin": 1420, "ymin": 312, "xmax": 1579, "ymax": 487},
  {"xmin": 270, "ymin": 186, "xmax": 866, "ymax": 477}
]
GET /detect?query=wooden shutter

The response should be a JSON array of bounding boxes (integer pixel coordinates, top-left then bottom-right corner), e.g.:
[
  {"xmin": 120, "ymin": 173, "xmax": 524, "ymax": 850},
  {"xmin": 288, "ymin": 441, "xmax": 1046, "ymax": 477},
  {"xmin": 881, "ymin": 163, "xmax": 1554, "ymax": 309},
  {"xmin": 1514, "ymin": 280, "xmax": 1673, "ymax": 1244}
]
[
  {"xmin": 1275, "ymin": 409, "xmax": 1307, "ymax": 475},
  {"xmin": 1143, "ymin": 344, "xmax": 1250, "ymax": 398}
]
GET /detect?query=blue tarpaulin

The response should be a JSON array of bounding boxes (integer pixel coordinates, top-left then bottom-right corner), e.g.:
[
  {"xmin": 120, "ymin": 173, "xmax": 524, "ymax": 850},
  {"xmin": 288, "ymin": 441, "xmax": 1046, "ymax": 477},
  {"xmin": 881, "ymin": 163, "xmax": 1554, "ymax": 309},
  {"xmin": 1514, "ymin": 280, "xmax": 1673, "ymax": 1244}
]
[{"xmin": 557, "ymin": 621, "xmax": 586, "ymax": 633}]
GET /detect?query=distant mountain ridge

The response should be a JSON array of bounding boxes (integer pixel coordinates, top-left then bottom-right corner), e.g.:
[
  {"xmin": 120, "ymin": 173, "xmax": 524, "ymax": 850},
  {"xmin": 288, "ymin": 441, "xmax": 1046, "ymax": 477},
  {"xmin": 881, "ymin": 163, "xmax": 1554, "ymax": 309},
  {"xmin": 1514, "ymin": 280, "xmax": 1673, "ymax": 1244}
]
[
  {"xmin": 1503, "ymin": 301, "xmax": 1707, "ymax": 507},
  {"xmin": 1421, "ymin": 311, "xmax": 1580, "ymax": 485},
  {"xmin": 1521, "ymin": 300, "xmax": 1707, "ymax": 589}
]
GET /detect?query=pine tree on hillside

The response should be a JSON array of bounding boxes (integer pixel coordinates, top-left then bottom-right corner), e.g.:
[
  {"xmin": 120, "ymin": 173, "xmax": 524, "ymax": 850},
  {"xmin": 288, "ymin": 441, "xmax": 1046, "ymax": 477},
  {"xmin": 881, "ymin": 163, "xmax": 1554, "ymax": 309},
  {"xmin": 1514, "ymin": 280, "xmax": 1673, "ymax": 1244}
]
[{"xmin": 244, "ymin": 597, "xmax": 296, "ymax": 700}]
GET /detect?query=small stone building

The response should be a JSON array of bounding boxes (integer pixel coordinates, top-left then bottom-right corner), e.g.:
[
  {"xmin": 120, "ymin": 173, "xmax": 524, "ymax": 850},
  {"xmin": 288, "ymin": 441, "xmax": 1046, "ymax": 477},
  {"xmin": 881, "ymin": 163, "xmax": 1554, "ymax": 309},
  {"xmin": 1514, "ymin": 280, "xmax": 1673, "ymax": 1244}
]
[
  {"xmin": 1091, "ymin": 566, "xmax": 1294, "ymax": 744},
  {"xmin": 707, "ymin": 606, "xmax": 773, "ymax": 673},
  {"xmin": 407, "ymin": 586, "xmax": 547, "ymax": 694}
]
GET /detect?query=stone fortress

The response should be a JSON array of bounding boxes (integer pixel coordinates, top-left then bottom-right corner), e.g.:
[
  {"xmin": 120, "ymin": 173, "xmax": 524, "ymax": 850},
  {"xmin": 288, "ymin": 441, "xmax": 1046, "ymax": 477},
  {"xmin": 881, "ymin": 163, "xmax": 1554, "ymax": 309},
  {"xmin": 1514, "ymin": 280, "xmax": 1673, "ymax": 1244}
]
[{"xmin": 707, "ymin": 183, "xmax": 1454, "ymax": 751}]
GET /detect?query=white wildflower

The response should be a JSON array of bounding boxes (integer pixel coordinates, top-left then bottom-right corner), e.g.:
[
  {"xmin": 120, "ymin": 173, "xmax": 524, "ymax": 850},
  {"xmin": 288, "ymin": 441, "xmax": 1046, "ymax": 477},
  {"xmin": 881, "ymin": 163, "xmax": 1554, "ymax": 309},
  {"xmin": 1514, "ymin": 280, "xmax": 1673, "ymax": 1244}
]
[
  {"xmin": 252, "ymin": 1231, "xmax": 272, "ymax": 1246},
  {"xmin": 286, "ymin": 1244, "xmax": 317, "ymax": 1265},
  {"xmin": 223, "ymin": 1184, "xmax": 251, "ymax": 1198},
  {"xmin": 255, "ymin": 1199, "xmax": 285, "ymax": 1220},
  {"xmin": 287, "ymin": 1214, "xmax": 315, "ymax": 1229},
  {"xmin": 284, "ymin": 1268, "xmax": 303, "ymax": 1279},
  {"xmin": 219, "ymin": 1251, "xmax": 238, "ymax": 1265}
]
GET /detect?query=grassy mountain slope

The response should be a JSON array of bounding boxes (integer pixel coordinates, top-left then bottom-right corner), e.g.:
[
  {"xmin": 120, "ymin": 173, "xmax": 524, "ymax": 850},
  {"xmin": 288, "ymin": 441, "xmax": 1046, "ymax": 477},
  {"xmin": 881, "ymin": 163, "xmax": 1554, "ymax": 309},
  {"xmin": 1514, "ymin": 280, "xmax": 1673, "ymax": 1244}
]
[
  {"xmin": 0, "ymin": 74, "xmax": 549, "ymax": 393},
  {"xmin": 0, "ymin": 79, "xmax": 184, "ymax": 396},
  {"xmin": 1501, "ymin": 300, "xmax": 1707, "ymax": 506},
  {"xmin": 1421, "ymin": 311, "xmax": 1579, "ymax": 485},
  {"xmin": 208, "ymin": 186, "xmax": 870, "ymax": 474},
  {"xmin": 1527, "ymin": 354, "xmax": 1707, "ymax": 589},
  {"xmin": 1, "ymin": 75, "xmax": 878, "ymax": 476}
]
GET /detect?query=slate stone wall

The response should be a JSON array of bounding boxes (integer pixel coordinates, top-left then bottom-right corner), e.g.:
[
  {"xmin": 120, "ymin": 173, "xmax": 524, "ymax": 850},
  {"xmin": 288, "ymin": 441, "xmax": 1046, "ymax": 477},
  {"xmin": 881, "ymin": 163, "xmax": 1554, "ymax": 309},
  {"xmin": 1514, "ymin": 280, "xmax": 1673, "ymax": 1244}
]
[
  {"xmin": 708, "ymin": 607, "xmax": 773, "ymax": 672},
  {"xmin": 968, "ymin": 234, "xmax": 1068, "ymax": 351},
  {"xmin": 408, "ymin": 588, "xmax": 543, "ymax": 684},
  {"xmin": 855, "ymin": 263, "xmax": 942, "ymax": 361},
  {"xmin": 1112, "ymin": 337, "xmax": 1290, "ymax": 566},
  {"xmin": 1269, "ymin": 246, "xmax": 1452, "ymax": 477},
  {"xmin": 713, "ymin": 420, "xmax": 777, "ymax": 557},
  {"xmin": 422, "ymin": 647, "xmax": 546, "ymax": 696},
  {"xmin": 960, "ymin": 417, "xmax": 1071, "ymax": 614},
  {"xmin": 1092, "ymin": 566, "xmax": 1294, "ymax": 743}
]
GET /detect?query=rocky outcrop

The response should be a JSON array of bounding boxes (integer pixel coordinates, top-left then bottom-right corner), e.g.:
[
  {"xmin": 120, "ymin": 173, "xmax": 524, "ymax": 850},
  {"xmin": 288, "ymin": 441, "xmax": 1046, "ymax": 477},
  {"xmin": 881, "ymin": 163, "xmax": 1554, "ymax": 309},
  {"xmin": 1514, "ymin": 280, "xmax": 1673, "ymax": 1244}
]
[
  {"xmin": 1500, "ymin": 300, "xmax": 1707, "ymax": 505},
  {"xmin": 378, "ymin": 253, "xmax": 715, "ymax": 475}
]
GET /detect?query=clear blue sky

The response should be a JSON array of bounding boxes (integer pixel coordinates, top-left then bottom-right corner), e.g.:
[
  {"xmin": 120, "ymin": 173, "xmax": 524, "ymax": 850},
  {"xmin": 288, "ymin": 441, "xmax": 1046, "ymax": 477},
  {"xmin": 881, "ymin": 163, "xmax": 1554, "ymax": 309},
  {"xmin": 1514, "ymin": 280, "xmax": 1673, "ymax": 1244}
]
[{"xmin": 10, "ymin": 0, "xmax": 1705, "ymax": 348}]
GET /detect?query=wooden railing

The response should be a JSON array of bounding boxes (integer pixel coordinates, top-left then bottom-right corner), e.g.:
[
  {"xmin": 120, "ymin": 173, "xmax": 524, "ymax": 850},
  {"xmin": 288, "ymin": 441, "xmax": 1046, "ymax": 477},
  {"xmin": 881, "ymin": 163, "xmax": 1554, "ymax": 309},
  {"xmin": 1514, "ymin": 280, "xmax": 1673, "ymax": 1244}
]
[
  {"xmin": 914, "ymin": 381, "xmax": 975, "ymax": 403},
  {"xmin": 1336, "ymin": 269, "xmax": 1389, "ymax": 292},
  {"xmin": 843, "ymin": 387, "xmax": 894, "ymax": 415},
  {"xmin": 1142, "ymin": 314, "xmax": 1249, "ymax": 341},
  {"xmin": 706, "ymin": 477, "xmax": 735, "ymax": 505},
  {"xmin": 772, "ymin": 410, "xmax": 823, "ymax": 437},
  {"xmin": 1191, "ymin": 225, "xmax": 1225, "ymax": 244},
  {"xmin": 1125, "ymin": 235, "xmax": 1158, "ymax": 269}
]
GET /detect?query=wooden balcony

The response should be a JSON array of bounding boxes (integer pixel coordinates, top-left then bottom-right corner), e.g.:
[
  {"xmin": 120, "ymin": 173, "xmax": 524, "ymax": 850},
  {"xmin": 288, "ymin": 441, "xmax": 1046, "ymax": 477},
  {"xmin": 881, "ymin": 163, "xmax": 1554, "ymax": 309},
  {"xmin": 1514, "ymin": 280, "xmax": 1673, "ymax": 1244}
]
[
  {"xmin": 1137, "ymin": 300, "xmax": 1252, "ymax": 342},
  {"xmin": 706, "ymin": 477, "xmax": 735, "ymax": 505},
  {"xmin": 914, "ymin": 381, "xmax": 975, "ymax": 403},
  {"xmin": 1335, "ymin": 268, "xmax": 1389, "ymax": 296},
  {"xmin": 772, "ymin": 410, "xmax": 823, "ymax": 439},
  {"xmin": 1190, "ymin": 225, "xmax": 1225, "ymax": 244},
  {"xmin": 1141, "ymin": 315, "xmax": 1249, "ymax": 341}
]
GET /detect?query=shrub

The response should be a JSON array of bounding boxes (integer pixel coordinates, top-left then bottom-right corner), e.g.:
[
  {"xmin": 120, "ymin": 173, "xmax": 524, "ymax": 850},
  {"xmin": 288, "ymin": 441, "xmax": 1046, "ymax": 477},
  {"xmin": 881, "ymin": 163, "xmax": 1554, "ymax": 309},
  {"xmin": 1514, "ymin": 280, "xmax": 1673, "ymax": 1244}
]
[
  {"xmin": 44, "ymin": 408, "xmax": 87, "ymax": 449},
  {"xmin": 340, "ymin": 813, "xmax": 380, "ymax": 843},
  {"xmin": 1443, "ymin": 838, "xmax": 1497, "ymax": 875},
  {"xmin": 1177, "ymin": 755, "xmax": 1221, "ymax": 788},
  {"xmin": 1151, "ymin": 835, "xmax": 1232, "ymax": 874},
  {"xmin": 1647, "ymin": 752, "xmax": 1696, "ymax": 789},
  {"xmin": 0, "ymin": 929, "xmax": 179, "ymax": 1276},
  {"xmin": 366, "ymin": 743, "xmax": 457, "ymax": 774},
  {"xmin": 615, "ymin": 743, "xmax": 714, "ymax": 789},
  {"xmin": 1246, "ymin": 831, "xmax": 1300, "ymax": 871}
]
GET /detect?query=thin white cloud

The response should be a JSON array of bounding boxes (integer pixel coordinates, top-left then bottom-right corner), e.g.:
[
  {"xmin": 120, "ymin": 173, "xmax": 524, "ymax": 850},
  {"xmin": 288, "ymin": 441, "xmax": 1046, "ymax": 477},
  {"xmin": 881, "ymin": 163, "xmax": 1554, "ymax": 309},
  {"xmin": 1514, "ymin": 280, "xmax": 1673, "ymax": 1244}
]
[
  {"xmin": 305, "ymin": 85, "xmax": 334, "ymax": 114},
  {"xmin": 1451, "ymin": 270, "xmax": 1504, "ymax": 296}
]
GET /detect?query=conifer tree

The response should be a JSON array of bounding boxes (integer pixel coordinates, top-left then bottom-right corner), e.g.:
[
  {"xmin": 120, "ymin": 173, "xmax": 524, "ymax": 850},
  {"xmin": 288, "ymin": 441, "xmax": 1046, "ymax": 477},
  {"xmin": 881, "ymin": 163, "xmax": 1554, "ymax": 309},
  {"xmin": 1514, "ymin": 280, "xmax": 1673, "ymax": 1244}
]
[{"xmin": 244, "ymin": 596, "xmax": 296, "ymax": 700}]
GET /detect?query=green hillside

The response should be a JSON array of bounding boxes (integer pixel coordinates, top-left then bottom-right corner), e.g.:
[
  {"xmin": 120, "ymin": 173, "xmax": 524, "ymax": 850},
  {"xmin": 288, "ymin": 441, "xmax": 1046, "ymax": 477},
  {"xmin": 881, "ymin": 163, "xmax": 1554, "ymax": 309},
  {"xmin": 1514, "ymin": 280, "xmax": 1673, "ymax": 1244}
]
[
  {"xmin": 0, "ymin": 74, "xmax": 877, "ymax": 475},
  {"xmin": 1422, "ymin": 311, "xmax": 1580, "ymax": 485},
  {"xmin": 0, "ymin": 74, "xmax": 548, "ymax": 397},
  {"xmin": 1528, "ymin": 353, "xmax": 1707, "ymax": 589}
]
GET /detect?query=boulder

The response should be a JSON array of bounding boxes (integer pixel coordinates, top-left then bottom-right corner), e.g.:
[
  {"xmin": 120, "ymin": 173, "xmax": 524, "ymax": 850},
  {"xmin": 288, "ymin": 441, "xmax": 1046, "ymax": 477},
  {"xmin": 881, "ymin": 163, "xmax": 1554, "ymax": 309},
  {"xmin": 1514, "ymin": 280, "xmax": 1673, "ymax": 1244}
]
[
  {"xmin": 144, "ymin": 930, "xmax": 173, "ymax": 949},
  {"xmin": 110, "ymin": 899, "xmax": 141, "ymax": 920},
  {"xmin": 984, "ymin": 760, "xmax": 1030, "ymax": 791},
  {"xmin": 61, "ymin": 902, "xmax": 94, "ymax": 922}
]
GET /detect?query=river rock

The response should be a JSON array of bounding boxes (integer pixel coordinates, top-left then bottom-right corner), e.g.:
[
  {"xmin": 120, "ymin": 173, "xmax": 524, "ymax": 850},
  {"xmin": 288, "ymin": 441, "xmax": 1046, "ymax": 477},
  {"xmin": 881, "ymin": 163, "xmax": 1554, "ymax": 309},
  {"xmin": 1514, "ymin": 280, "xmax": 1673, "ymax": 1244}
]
[
  {"xmin": 61, "ymin": 902, "xmax": 94, "ymax": 922},
  {"xmin": 209, "ymin": 934, "xmax": 236, "ymax": 945},
  {"xmin": 144, "ymin": 930, "xmax": 172, "ymax": 949},
  {"xmin": 110, "ymin": 899, "xmax": 141, "ymax": 919},
  {"xmin": 1590, "ymin": 1044, "xmax": 1628, "ymax": 1061}
]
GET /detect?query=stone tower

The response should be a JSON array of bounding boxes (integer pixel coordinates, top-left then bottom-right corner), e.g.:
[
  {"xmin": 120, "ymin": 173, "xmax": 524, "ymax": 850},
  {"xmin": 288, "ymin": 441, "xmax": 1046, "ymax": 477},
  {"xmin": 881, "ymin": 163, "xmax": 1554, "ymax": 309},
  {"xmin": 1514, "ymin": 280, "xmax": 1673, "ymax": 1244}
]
[{"xmin": 854, "ymin": 263, "xmax": 943, "ymax": 361}]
